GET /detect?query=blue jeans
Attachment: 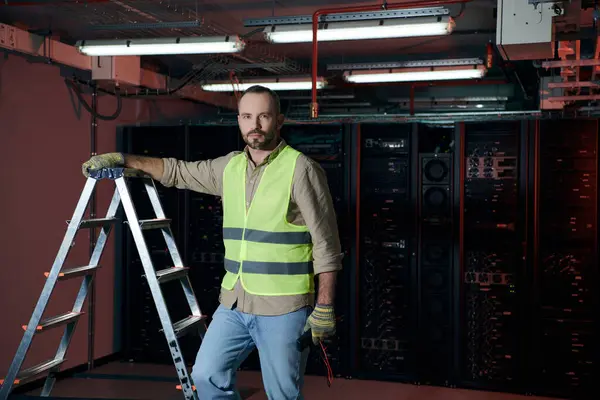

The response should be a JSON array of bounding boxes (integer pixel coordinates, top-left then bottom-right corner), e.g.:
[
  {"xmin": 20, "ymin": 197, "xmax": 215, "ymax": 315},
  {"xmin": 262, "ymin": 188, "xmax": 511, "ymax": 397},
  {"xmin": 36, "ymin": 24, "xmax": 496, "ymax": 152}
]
[{"xmin": 190, "ymin": 304, "xmax": 311, "ymax": 399}]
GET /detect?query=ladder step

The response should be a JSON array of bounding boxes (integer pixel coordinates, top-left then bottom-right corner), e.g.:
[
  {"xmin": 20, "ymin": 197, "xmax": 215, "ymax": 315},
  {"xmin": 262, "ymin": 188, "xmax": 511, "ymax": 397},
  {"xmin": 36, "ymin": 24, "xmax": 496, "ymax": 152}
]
[
  {"xmin": 154, "ymin": 267, "xmax": 190, "ymax": 284},
  {"xmin": 23, "ymin": 312, "xmax": 82, "ymax": 333},
  {"xmin": 162, "ymin": 315, "xmax": 206, "ymax": 338},
  {"xmin": 67, "ymin": 217, "xmax": 117, "ymax": 229},
  {"xmin": 45, "ymin": 265, "xmax": 99, "ymax": 280},
  {"xmin": 0, "ymin": 358, "xmax": 66, "ymax": 386},
  {"xmin": 139, "ymin": 218, "xmax": 171, "ymax": 230},
  {"xmin": 125, "ymin": 218, "xmax": 171, "ymax": 230}
]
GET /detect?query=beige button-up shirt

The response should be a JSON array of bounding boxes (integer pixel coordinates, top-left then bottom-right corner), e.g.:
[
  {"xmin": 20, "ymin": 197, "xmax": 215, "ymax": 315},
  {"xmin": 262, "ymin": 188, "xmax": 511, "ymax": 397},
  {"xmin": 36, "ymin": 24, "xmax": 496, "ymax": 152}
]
[{"xmin": 160, "ymin": 139, "xmax": 343, "ymax": 316}]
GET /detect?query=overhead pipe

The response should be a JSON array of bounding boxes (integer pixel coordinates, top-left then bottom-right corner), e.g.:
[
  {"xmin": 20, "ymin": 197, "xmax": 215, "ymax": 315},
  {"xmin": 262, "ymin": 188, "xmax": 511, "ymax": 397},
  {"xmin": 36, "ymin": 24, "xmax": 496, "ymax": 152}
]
[{"xmin": 310, "ymin": 0, "xmax": 474, "ymax": 118}]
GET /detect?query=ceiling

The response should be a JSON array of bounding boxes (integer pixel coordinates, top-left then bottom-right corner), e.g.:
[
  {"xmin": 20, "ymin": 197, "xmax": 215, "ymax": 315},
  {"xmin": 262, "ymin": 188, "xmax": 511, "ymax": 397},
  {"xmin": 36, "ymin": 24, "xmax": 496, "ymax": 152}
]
[
  {"xmin": 0, "ymin": 1, "xmax": 498, "ymax": 67},
  {"xmin": 0, "ymin": 0, "xmax": 541, "ymax": 119}
]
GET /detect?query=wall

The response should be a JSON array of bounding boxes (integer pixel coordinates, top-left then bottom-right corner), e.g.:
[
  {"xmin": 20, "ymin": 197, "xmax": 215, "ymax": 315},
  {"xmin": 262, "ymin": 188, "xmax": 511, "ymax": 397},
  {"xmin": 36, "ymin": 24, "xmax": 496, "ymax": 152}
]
[{"xmin": 0, "ymin": 53, "xmax": 213, "ymax": 378}]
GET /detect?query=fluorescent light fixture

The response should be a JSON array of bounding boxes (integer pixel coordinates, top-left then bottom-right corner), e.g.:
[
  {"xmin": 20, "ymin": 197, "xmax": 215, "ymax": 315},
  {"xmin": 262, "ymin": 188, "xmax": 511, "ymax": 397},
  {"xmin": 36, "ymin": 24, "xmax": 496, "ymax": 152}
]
[
  {"xmin": 263, "ymin": 16, "xmax": 454, "ymax": 43},
  {"xmin": 76, "ymin": 36, "xmax": 245, "ymax": 56},
  {"xmin": 344, "ymin": 64, "xmax": 486, "ymax": 84},
  {"xmin": 201, "ymin": 76, "xmax": 327, "ymax": 92}
]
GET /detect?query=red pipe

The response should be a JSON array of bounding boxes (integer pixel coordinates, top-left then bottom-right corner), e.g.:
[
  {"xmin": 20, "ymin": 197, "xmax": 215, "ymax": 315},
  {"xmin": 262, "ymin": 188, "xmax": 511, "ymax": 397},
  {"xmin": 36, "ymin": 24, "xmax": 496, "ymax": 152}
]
[
  {"xmin": 310, "ymin": 0, "xmax": 474, "ymax": 118},
  {"xmin": 486, "ymin": 41, "xmax": 493, "ymax": 68}
]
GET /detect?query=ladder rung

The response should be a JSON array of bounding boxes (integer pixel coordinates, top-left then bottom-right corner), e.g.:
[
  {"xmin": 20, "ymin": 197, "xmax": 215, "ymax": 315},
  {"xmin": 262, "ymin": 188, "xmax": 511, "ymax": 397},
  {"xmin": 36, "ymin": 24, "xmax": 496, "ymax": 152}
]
[
  {"xmin": 163, "ymin": 315, "xmax": 206, "ymax": 338},
  {"xmin": 139, "ymin": 218, "xmax": 171, "ymax": 230},
  {"xmin": 23, "ymin": 312, "xmax": 82, "ymax": 333},
  {"xmin": 0, "ymin": 358, "xmax": 66, "ymax": 386},
  {"xmin": 45, "ymin": 265, "xmax": 99, "ymax": 280},
  {"xmin": 125, "ymin": 218, "xmax": 172, "ymax": 230},
  {"xmin": 67, "ymin": 217, "xmax": 117, "ymax": 229},
  {"xmin": 154, "ymin": 267, "xmax": 189, "ymax": 284}
]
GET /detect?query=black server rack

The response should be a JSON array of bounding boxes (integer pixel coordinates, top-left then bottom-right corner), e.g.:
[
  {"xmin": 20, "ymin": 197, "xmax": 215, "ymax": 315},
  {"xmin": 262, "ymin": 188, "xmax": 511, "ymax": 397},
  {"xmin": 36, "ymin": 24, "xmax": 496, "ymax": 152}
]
[
  {"xmin": 357, "ymin": 124, "xmax": 415, "ymax": 378},
  {"xmin": 459, "ymin": 122, "xmax": 523, "ymax": 389},
  {"xmin": 533, "ymin": 120, "xmax": 598, "ymax": 397},
  {"xmin": 416, "ymin": 123, "xmax": 456, "ymax": 385}
]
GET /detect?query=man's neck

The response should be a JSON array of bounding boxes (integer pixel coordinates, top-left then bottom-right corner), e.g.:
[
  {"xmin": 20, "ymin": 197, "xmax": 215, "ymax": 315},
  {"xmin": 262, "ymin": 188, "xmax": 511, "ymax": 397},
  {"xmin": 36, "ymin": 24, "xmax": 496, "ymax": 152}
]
[{"xmin": 247, "ymin": 139, "xmax": 280, "ymax": 165}]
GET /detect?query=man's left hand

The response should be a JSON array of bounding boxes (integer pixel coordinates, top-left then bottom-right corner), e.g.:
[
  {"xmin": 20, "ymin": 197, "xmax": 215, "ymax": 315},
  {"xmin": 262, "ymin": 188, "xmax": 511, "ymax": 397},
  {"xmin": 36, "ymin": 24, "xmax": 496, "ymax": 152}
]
[{"xmin": 304, "ymin": 304, "xmax": 336, "ymax": 345}]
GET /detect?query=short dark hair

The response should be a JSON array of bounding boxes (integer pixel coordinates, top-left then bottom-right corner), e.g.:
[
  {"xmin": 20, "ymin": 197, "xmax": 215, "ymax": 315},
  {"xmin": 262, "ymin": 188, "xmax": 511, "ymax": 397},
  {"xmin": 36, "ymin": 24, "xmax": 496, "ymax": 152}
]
[{"xmin": 239, "ymin": 85, "xmax": 281, "ymax": 114}]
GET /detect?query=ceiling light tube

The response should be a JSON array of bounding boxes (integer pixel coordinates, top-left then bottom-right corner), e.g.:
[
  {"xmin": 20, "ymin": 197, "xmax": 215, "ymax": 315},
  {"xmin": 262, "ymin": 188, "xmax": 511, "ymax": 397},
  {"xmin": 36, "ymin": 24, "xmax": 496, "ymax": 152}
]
[
  {"xmin": 201, "ymin": 76, "xmax": 327, "ymax": 92},
  {"xmin": 344, "ymin": 64, "xmax": 486, "ymax": 84},
  {"xmin": 263, "ymin": 15, "xmax": 454, "ymax": 43},
  {"xmin": 76, "ymin": 36, "xmax": 245, "ymax": 56}
]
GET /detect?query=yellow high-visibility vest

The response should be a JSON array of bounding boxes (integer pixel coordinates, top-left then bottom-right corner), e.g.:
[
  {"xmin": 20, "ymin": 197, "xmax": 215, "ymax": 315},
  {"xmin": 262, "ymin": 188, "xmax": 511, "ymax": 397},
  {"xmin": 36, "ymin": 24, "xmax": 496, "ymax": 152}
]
[{"xmin": 221, "ymin": 145, "xmax": 314, "ymax": 296}]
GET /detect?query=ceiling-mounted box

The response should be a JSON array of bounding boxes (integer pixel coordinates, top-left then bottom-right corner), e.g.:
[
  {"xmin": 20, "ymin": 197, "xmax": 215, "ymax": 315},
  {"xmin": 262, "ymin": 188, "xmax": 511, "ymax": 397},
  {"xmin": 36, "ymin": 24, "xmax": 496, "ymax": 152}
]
[
  {"xmin": 92, "ymin": 56, "xmax": 141, "ymax": 87},
  {"xmin": 496, "ymin": 1, "xmax": 563, "ymax": 61}
]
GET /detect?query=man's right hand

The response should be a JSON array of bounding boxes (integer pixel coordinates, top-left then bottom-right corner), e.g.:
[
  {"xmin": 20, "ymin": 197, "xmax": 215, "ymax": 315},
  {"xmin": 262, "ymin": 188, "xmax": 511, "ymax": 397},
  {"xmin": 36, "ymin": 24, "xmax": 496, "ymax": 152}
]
[{"xmin": 82, "ymin": 152, "xmax": 125, "ymax": 177}]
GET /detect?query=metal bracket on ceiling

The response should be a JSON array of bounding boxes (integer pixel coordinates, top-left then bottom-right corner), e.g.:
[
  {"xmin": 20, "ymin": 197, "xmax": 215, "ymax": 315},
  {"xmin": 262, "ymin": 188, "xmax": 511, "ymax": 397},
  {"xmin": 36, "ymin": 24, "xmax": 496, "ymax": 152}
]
[
  {"xmin": 193, "ymin": 62, "xmax": 288, "ymax": 71},
  {"xmin": 243, "ymin": 7, "xmax": 449, "ymax": 27},
  {"xmin": 542, "ymin": 59, "xmax": 600, "ymax": 67},
  {"xmin": 327, "ymin": 58, "xmax": 484, "ymax": 71},
  {"xmin": 89, "ymin": 20, "xmax": 202, "ymax": 31}
]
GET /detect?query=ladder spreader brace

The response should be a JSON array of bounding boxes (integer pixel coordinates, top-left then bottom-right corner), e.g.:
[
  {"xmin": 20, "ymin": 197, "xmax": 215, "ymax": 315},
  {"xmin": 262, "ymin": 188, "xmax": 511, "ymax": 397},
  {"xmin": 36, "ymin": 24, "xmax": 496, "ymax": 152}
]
[{"xmin": 0, "ymin": 167, "xmax": 205, "ymax": 400}]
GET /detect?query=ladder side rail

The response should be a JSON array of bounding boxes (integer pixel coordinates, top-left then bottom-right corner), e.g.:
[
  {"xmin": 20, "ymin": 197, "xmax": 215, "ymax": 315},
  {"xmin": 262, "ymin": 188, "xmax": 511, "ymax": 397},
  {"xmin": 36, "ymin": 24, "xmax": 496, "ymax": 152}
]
[
  {"xmin": 0, "ymin": 178, "xmax": 97, "ymax": 400},
  {"xmin": 115, "ymin": 177, "xmax": 198, "ymax": 400},
  {"xmin": 143, "ymin": 179, "xmax": 203, "ymax": 318},
  {"xmin": 40, "ymin": 186, "xmax": 122, "ymax": 396}
]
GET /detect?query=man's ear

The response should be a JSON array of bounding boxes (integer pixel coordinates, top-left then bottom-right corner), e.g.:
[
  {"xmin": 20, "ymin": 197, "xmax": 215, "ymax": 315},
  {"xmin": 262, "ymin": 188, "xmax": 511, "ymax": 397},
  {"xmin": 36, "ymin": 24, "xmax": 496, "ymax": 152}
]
[{"xmin": 277, "ymin": 113, "xmax": 285, "ymax": 129}]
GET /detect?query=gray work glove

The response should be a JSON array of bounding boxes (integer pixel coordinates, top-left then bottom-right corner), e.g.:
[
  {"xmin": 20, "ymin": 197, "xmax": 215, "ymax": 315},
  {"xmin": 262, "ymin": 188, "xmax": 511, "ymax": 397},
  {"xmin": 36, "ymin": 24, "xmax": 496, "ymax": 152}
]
[{"xmin": 81, "ymin": 152, "xmax": 125, "ymax": 177}]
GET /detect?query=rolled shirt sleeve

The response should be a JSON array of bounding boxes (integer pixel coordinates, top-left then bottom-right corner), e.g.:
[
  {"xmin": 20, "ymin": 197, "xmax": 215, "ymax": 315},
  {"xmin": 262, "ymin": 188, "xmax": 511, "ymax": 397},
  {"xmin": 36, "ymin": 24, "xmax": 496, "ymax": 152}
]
[
  {"xmin": 160, "ymin": 152, "xmax": 239, "ymax": 196},
  {"xmin": 292, "ymin": 156, "xmax": 343, "ymax": 275}
]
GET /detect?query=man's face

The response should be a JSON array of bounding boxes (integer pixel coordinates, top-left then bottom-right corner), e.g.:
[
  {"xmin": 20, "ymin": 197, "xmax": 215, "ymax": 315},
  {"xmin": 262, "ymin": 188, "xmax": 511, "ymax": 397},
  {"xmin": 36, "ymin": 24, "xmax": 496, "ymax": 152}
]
[{"xmin": 237, "ymin": 92, "xmax": 283, "ymax": 150}]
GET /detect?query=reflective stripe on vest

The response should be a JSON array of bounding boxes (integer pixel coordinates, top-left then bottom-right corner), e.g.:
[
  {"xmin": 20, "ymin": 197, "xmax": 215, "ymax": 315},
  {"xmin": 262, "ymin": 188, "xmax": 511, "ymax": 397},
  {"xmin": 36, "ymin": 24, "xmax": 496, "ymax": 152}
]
[
  {"xmin": 224, "ymin": 259, "xmax": 313, "ymax": 275},
  {"xmin": 220, "ymin": 145, "xmax": 314, "ymax": 296},
  {"xmin": 223, "ymin": 227, "xmax": 312, "ymax": 245}
]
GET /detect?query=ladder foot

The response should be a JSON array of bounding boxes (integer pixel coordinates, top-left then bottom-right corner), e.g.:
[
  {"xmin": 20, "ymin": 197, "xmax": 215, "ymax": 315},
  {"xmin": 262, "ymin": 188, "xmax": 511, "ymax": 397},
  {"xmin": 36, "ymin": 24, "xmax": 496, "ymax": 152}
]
[
  {"xmin": 176, "ymin": 384, "xmax": 196, "ymax": 391},
  {"xmin": 3, "ymin": 358, "xmax": 66, "ymax": 386}
]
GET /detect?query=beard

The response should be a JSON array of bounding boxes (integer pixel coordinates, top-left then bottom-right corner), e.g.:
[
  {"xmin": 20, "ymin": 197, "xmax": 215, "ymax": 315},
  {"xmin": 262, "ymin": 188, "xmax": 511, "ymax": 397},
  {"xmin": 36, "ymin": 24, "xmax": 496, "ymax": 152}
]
[{"xmin": 243, "ymin": 128, "xmax": 277, "ymax": 150}]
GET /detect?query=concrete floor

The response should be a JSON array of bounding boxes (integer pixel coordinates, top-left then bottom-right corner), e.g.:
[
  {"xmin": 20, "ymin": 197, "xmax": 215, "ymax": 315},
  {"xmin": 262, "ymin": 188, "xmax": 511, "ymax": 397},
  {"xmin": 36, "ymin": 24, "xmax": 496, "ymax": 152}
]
[{"xmin": 19, "ymin": 361, "xmax": 563, "ymax": 400}]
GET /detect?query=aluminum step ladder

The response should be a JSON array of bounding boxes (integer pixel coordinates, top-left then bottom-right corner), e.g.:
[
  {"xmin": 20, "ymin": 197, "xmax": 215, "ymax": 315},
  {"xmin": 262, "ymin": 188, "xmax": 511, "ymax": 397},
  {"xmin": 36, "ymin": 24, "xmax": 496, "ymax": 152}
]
[{"xmin": 0, "ymin": 167, "xmax": 205, "ymax": 400}]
